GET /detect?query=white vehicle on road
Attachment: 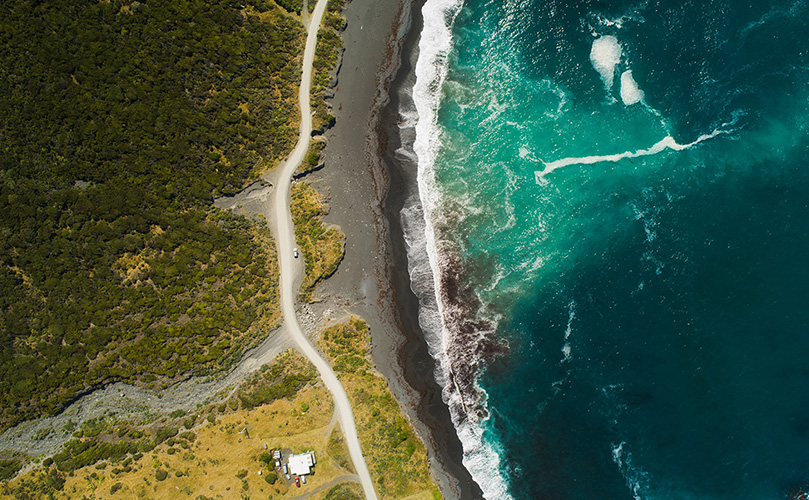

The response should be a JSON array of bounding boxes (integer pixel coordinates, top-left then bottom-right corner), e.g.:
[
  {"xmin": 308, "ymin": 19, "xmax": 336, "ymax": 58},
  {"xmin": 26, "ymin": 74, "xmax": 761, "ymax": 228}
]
[{"xmin": 271, "ymin": 0, "xmax": 378, "ymax": 498}]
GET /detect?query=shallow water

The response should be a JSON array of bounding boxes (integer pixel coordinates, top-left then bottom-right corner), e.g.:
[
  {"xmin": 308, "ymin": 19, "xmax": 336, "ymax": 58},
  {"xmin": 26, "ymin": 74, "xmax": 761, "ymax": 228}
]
[{"xmin": 409, "ymin": 0, "xmax": 809, "ymax": 498}]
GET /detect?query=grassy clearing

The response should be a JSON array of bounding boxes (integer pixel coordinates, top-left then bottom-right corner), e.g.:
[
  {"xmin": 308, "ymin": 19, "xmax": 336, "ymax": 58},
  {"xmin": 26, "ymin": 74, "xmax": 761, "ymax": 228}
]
[
  {"xmin": 0, "ymin": 350, "xmax": 361, "ymax": 500},
  {"xmin": 2, "ymin": 324, "xmax": 442, "ymax": 500},
  {"xmin": 320, "ymin": 318, "xmax": 438, "ymax": 500},
  {"xmin": 290, "ymin": 183, "xmax": 345, "ymax": 301}
]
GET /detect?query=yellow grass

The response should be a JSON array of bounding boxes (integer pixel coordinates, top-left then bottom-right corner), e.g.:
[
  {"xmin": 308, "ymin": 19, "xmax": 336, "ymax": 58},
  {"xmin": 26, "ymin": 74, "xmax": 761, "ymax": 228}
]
[
  {"xmin": 3, "ymin": 318, "xmax": 442, "ymax": 500},
  {"xmin": 2, "ymin": 384, "xmax": 360, "ymax": 500},
  {"xmin": 319, "ymin": 318, "xmax": 439, "ymax": 500}
]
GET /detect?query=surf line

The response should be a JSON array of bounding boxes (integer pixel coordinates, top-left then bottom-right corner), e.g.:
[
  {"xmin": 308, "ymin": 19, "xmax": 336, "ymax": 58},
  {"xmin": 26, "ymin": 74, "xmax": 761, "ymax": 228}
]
[{"xmin": 535, "ymin": 128, "xmax": 728, "ymax": 184}]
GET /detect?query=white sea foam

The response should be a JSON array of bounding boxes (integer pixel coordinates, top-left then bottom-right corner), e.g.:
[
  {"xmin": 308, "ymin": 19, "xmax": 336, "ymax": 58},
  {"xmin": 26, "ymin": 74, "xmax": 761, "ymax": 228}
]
[
  {"xmin": 590, "ymin": 35, "xmax": 623, "ymax": 91},
  {"xmin": 611, "ymin": 441, "xmax": 651, "ymax": 500},
  {"xmin": 592, "ymin": 2, "xmax": 649, "ymax": 30},
  {"xmin": 535, "ymin": 128, "xmax": 729, "ymax": 184},
  {"xmin": 620, "ymin": 70, "xmax": 644, "ymax": 105},
  {"xmin": 517, "ymin": 253, "xmax": 548, "ymax": 276},
  {"xmin": 643, "ymin": 250, "xmax": 665, "ymax": 275},
  {"xmin": 410, "ymin": 0, "xmax": 514, "ymax": 497},
  {"xmin": 631, "ymin": 201, "xmax": 658, "ymax": 243},
  {"xmin": 535, "ymin": 78, "xmax": 570, "ymax": 117},
  {"xmin": 561, "ymin": 300, "xmax": 576, "ymax": 363}
]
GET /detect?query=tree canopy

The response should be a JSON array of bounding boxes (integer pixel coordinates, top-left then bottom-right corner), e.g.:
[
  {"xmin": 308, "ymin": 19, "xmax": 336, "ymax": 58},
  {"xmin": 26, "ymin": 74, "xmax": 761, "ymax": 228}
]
[{"xmin": 0, "ymin": 0, "xmax": 304, "ymax": 431}]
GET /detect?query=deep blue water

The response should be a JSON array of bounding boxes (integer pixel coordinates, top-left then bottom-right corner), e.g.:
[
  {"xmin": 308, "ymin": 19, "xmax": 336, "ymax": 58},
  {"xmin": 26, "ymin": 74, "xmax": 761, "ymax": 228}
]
[{"xmin": 412, "ymin": 0, "xmax": 809, "ymax": 498}]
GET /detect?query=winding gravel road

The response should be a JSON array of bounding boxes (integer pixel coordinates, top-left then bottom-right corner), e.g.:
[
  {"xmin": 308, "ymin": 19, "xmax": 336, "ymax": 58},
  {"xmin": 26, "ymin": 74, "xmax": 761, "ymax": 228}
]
[{"xmin": 271, "ymin": 2, "xmax": 379, "ymax": 500}]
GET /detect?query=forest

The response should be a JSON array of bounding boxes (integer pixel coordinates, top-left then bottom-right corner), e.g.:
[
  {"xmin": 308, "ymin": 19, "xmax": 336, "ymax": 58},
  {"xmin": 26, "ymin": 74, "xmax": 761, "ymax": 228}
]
[{"xmin": 0, "ymin": 0, "xmax": 306, "ymax": 431}]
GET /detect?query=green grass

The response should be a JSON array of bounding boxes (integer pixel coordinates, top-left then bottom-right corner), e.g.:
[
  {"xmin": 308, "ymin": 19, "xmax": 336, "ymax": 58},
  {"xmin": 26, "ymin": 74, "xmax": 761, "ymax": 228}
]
[{"xmin": 290, "ymin": 183, "xmax": 345, "ymax": 301}]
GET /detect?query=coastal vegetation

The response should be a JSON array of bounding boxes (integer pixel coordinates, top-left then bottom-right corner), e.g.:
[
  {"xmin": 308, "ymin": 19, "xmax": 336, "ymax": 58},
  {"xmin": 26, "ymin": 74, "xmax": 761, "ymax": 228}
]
[
  {"xmin": 295, "ymin": 140, "xmax": 327, "ymax": 177},
  {"xmin": 0, "ymin": 0, "xmax": 437, "ymax": 498},
  {"xmin": 1, "ymin": 331, "xmax": 439, "ymax": 499},
  {"xmin": 0, "ymin": 350, "xmax": 370, "ymax": 499},
  {"xmin": 290, "ymin": 183, "xmax": 345, "ymax": 301},
  {"xmin": 320, "ymin": 318, "xmax": 438, "ymax": 499},
  {"xmin": 324, "ymin": 483, "xmax": 364, "ymax": 500},
  {"xmin": 311, "ymin": 0, "xmax": 347, "ymax": 133},
  {"xmin": 0, "ymin": 0, "xmax": 304, "ymax": 431},
  {"xmin": 236, "ymin": 350, "xmax": 318, "ymax": 409}
]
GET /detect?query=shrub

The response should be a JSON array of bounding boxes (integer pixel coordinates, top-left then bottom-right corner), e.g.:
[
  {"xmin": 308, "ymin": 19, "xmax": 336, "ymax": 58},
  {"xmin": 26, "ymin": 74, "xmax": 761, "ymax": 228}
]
[
  {"xmin": 275, "ymin": 0, "xmax": 303, "ymax": 13},
  {"xmin": 290, "ymin": 183, "xmax": 345, "ymax": 301},
  {"xmin": 154, "ymin": 427, "xmax": 178, "ymax": 445},
  {"xmin": 0, "ymin": 459, "xmax": 21, "ymax": 480},
  {"xmin": 296, "ymin": 141, "xmax": 326, "ymax": 177},
  {"xmin": 53, "ymin": 439, "xmax": 139, "ymax": 472},
  {"xmin": 179, "ymin": 431, "xmax": 196, "ymax": 442}
]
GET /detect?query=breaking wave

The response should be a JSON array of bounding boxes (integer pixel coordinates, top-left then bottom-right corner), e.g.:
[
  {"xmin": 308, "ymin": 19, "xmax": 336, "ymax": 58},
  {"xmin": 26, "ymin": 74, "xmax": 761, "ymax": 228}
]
[{"xmin": 405, "ymin": 0, "xmax": 513, "ymax": 497}]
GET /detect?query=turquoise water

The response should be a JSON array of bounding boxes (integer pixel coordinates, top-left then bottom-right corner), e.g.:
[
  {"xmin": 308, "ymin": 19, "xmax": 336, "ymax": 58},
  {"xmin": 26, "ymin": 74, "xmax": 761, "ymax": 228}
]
[{"xmin": 411, "ymin": 0, "xmax": 809, "ymax": 498}]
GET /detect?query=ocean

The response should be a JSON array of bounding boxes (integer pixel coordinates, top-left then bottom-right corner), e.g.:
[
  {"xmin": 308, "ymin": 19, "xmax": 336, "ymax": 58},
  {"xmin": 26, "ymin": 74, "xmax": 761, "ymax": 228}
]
[{"xmin": 401, "ymin": 0, "xmax": 809, "ymax": 498}]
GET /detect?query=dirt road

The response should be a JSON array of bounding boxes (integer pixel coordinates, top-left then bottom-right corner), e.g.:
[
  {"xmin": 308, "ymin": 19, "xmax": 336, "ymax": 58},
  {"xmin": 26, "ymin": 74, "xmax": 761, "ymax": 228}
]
[{"xmin": 269, "ymin": 1, "xmax": 379, "ymax": 499}]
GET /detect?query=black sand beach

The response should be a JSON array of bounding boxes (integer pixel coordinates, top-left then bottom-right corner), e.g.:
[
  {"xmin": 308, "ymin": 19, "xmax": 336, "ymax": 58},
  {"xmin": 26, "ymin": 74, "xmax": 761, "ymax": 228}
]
[{"xmin": 308, "ymin": 0, "xmax": 484, "ymax": 497}]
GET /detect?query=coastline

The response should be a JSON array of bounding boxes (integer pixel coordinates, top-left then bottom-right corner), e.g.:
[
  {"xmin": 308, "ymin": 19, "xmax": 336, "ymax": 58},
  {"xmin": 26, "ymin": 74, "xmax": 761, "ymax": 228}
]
[
  {"xmin": 0, "ymin": 0, "xmax": 483, "ymax": 495},
  {"xmin": 307, "ymin": 0, "xmax": 483, "ymax": 497}
]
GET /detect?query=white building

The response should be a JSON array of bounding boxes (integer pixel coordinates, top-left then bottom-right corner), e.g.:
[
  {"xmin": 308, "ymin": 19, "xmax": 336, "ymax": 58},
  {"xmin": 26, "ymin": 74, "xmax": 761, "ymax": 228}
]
[{"xmin": 287, "ymin": 451, "xmax": 317, "ymax": 476}]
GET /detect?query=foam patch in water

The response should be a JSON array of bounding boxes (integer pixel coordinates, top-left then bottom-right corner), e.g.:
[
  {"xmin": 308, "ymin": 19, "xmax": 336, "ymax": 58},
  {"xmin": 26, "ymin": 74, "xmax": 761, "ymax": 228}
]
[
  {"xmin": 620, "ymin": 70, "xmax": 645, "ymax": 105},
  {"xmin": 590, "ymin": 35, "xmax": 623, "ymax": 90},
  {"xmin": 535, "ymin": 128, "xmax": 730, "ymax": 183}
]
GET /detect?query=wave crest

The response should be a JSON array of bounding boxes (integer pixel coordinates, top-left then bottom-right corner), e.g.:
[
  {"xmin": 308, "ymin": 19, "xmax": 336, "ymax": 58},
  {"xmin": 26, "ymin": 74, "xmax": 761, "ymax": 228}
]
[{"xmin": 407, "ymin": 0, "xmax": 514, "ymax": 497}]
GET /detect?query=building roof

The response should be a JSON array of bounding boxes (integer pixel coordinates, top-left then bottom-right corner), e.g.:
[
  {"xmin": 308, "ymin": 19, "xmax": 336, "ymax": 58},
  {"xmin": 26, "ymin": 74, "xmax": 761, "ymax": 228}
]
[{"xmin": 287, "ymin": 451, "xmax": 316, "ymax": 476}]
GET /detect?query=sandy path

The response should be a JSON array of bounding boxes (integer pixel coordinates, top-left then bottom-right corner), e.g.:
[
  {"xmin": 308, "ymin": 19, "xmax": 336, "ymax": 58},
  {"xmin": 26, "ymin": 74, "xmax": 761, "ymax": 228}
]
[{"xmin": 269, "ymin": 0, "xmax": 379, "ymax": 499}]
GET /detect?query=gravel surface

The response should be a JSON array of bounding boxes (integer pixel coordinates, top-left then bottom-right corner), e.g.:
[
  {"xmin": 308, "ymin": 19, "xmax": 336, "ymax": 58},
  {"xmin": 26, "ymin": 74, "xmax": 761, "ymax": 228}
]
[{"xmin": 0, "ymin": 326, "xmax": 293, "ymax": 459}]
